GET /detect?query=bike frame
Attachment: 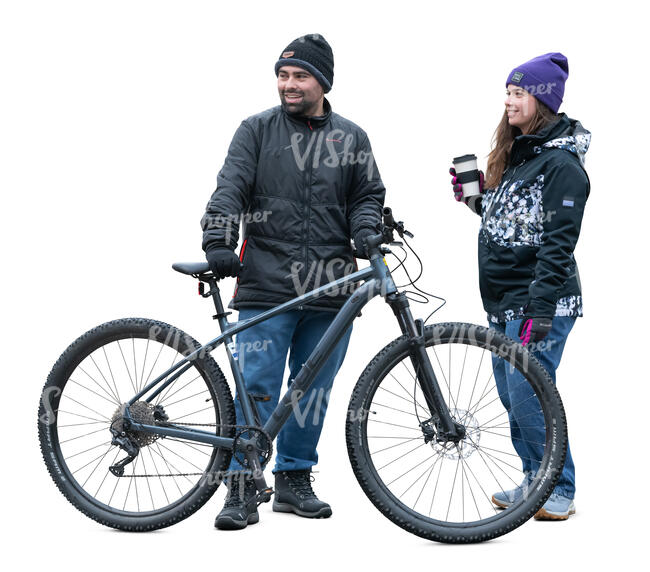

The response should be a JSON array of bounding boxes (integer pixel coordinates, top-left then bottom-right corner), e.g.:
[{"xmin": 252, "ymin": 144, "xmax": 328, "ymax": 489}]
[{"xmin": 121, "ymin": 247, "xmax": 461, "ymax": 484}]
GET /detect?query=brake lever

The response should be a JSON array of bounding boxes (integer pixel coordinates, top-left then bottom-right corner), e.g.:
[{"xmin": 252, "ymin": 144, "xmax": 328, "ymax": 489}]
[{"xmin": 393, "ymin": 220, "xmax": 414, "ymax": 239}]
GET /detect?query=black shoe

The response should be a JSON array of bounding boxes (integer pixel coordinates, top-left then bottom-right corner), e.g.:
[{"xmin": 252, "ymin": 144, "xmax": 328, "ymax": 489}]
[
  {"xmin": 273, "ymin": 469, "xmax": 332, "ymax": 518},
  {"xmin": 214, "ymin": 474, "xmax": 259, "ymax": 530}
]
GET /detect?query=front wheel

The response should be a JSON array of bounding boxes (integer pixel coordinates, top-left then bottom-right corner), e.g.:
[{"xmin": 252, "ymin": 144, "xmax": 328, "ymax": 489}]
[{"xmin": 346, "ymin": 322, "xmax": 567, "ymax": 543}]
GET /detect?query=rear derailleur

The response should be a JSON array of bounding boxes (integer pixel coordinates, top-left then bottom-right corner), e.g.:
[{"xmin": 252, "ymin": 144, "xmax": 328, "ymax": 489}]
[{"xmin": 109, "ymin": 403, "xmax": 168, "ymax": 477}]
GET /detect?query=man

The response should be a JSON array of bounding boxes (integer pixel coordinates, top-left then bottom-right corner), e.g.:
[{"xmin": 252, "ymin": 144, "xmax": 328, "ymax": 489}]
[{"xmin": 201, "ymin": 33, "xmax": 385, "ymax": 530}]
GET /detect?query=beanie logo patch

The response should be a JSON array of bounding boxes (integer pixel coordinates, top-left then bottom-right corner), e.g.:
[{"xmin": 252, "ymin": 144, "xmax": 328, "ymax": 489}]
[
  {"xmin": 511, "ymin": 71, "xmax": 524, "ymax": 83},
  {"xmin": 282, "ymin": 51, "xmax": 295, "ymax": 58}
]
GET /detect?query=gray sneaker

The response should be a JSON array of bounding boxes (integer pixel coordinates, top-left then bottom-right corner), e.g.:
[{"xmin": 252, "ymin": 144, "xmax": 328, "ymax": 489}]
[
  {"xmin": 491, "ymin": 475, "xmax": 533, "ymax": 509},
  {"xmin": 534, "ymin": 493, "xmax": 576, "ymax": 520}
]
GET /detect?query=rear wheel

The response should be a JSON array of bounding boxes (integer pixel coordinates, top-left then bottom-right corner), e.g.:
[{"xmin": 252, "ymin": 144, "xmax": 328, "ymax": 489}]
[
  {"xmin": 346, "ymin": 322, "xmax": 567, "ymax": 543},
  {"xmin": 38, "ymin": 318, "xmax": 236, "ymax": 531}
]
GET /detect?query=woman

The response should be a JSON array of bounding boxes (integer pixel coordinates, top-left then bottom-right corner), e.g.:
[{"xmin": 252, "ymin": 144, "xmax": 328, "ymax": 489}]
[{"xmin": 450, "ymin": 52, "xmax": 591, "ymax": 520}]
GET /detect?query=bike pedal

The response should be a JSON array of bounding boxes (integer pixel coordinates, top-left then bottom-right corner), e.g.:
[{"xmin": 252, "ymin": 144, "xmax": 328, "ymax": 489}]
[{"xmin": 255, "ymin": 487, "xmax": 274, "ymax": 504}]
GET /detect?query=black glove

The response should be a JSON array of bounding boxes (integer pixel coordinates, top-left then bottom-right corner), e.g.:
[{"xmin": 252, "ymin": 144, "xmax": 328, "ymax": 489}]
[
  {"xmin": 206, "ymin": 247, "xmax": 242, "ymax": 279},
  {"xmin": 353, "ymin": 228, "xmax": 376, "ymax": 259},
  {"xmin": 450, "ymin": 166, "xmax": 484, "ymax": 215},
  {"xmin": 518, "ymin": 316, "xmax": 553, "ymax": 346}
]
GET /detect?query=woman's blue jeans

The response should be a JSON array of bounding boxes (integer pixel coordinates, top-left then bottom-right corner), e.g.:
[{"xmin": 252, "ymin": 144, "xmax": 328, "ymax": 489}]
[
  {"xmin": 228, "ymin": 306, "xmax": 352, "ymax": 474},
  {"xmin": 489, "ymin": 316, "xmax": 576, "ymax": 499}
]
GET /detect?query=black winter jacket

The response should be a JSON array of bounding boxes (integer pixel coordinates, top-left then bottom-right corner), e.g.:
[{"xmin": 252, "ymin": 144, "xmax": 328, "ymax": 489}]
[
  {"xmin": 201, "ymin": 99, "xmax": 386, "ymax": 311},
  {"xmin": 475, "ymin": 113, "xmax": 591, "ymax": 322}
]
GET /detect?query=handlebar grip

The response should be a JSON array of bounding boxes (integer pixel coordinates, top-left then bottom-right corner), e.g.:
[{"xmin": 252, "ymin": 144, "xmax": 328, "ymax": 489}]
[{"xmin": 383, "ymin": 207, "xmax": 395, "ymax": 228}]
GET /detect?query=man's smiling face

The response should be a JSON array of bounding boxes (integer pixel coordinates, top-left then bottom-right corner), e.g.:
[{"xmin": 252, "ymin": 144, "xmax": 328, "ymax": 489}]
[{"xmin": 277, "ymin": 65, "xmax": 324, "ymax": 117}]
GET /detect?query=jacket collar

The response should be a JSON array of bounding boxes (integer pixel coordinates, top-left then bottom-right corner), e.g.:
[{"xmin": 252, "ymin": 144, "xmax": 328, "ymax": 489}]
[
  {"xmin": 283, "ymin": 97, "xmax": 332, "ymax": 129},
  {"xmin": 510, "ymin": 113, "xmax": 571, "ymax": 164}
]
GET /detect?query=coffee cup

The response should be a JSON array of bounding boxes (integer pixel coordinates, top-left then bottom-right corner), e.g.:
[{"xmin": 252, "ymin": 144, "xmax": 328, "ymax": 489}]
[{"xmin": 452, "ymin": 154, "xmax": 481, "ymax": 198}]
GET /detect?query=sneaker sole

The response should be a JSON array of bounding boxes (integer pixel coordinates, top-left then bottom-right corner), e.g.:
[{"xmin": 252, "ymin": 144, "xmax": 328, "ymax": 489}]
[
  {"xmin": 214, "ymin": 511, "xmax": 259, "ymax": 530},
  {"xmin": 272, "ymin": 500, "xmax": 332, "ymax": 519},
  {"xmin": 534, "ymin": 506, "xmax": 575, "ymax": 521},
  {"xmin": 491, "ymin": 495, "xmax": 512, "ymax": 510}
]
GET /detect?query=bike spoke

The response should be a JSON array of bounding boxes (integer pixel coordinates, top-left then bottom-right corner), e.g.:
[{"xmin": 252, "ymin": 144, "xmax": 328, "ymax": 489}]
[
  {"xmin": 138, "ymin": 338, "xmax": 150, "ymax": 394},
  {"xmin": 77, "ymin": 363, "xmax": 120, "ymax": 405},
  {"xmin": 101, "ymin": 344, "xmax": 123, "ymax": 403},
  {"xmin": 362, "ymin": 338, "xmax": 555, "ymax": 526},
  {"xmin": 116, "ymin": 340, "xmax": 137, "ymax": 396},
  {"xmin": 59, "ymin": 426, "xmax": 110, "ymax": 445},
  {"xmin": 156, "ymin": 373, "xmax": 202, "ymax": 407},
  {"xmin": 370, "ymin": 436, "xmax": 422, "ymax": 455},
  {"xmin": 376, "ymin": 440, "xmax": 428, "ymax": 471},
  {"xmin": 146, "ymin": 446, "xmax": 171, "ymax": 505},
  {"xmin": 372, "ymin": 401, "xmax": 421, "ymax": 417},
  {"xmin": 392, "ymin": 366, "xmax": 430, "ymax": 415},
  {"xmin": 378, "ymin": 383, "xmax": 429, "ymax": 416}
]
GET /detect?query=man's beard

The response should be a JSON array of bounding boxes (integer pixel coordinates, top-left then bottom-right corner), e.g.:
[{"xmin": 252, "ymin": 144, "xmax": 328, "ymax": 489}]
[{"xmin": 280, "ymin": 91, "xmax": 318, "ymax": 117}]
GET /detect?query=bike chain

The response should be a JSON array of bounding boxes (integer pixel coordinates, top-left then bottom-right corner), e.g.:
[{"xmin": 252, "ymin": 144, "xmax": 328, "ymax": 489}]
[{"xmin": 115, "ymin": 421, "xmax": 270, "ymax": 478}]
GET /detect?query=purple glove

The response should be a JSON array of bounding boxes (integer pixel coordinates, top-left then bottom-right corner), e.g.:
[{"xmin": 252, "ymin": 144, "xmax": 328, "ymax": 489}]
[{"xmin": 450, "ymin": 167, "xmax": 485, "ymax": 203}]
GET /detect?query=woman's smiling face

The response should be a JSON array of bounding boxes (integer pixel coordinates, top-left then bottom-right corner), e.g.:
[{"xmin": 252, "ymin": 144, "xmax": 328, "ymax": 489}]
[{"xmin": 505, "ymin": 84, "xmax": 538, "ymax": 133}]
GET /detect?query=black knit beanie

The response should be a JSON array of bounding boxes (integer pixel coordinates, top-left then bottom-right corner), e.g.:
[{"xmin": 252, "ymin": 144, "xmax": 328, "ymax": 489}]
[{"xmin": 274, "ymin": 34, "xmax": 334, "ymax": 93}]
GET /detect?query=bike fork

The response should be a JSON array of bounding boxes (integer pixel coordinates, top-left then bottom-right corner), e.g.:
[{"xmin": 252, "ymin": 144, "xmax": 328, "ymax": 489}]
[{"xmin": 386, "ymin": 293, "xmax": 465, "ymax": 443}]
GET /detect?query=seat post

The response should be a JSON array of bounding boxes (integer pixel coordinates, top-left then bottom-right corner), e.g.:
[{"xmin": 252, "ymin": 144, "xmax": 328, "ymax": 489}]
[
  {"xmin": 204, "ymin": 276, "xmax": 258, "ymax": 427},
  {"xmin": 206, "ymin": 278, "xmax": 230, "ymax": 332}
]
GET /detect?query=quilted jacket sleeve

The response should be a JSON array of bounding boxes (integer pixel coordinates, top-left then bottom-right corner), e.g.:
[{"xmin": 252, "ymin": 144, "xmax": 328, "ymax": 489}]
[
  {"xmin": 525, "ymin": 158, "xmax": 589, "ymax": 317},
  {"xmin": 201, "ymin": 120, "xmax": 259, "ymax": 253},
  {"xmin": 346, "ymin": 132, "xmax": 386, "ymax": 235}
]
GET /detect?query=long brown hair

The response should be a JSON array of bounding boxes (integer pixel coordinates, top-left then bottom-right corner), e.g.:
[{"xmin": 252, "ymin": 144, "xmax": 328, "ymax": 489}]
[{"xmin": 485, "ymin": 100, "xmax": 559, "ymax": 189}]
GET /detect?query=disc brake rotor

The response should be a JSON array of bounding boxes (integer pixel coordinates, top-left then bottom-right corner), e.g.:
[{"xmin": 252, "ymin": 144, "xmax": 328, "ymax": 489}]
[{"xmin": 429, "ymin": 408, "xmax": 480, "ymax": 460}]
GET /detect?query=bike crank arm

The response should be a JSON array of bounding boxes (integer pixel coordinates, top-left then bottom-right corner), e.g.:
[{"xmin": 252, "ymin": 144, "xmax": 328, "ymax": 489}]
[{"xmin": 238, "ymin": 436, "xmax": 273, "ymax": 498}]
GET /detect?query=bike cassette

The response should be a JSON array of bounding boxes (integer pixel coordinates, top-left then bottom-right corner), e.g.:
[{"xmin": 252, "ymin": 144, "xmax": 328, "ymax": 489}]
[
  {"xmin": 232, "ymin": 426, "xmax": 273, "ymax": 470},
  {"xmin": 110, "ymin": 401, "xmax": 167, "ymax": 448}
]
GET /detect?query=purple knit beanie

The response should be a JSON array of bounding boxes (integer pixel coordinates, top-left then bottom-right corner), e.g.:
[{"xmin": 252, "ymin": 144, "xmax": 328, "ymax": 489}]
[{"xmin": 506, "ymin": 52, "xmax": 569, "ymax": 113}]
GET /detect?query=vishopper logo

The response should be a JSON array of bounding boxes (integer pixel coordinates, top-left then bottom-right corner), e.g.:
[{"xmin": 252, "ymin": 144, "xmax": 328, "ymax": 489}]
[
  {"xmin": 429, "ymin": 323, "xmax": 531, "ymax": 374},
  {"xmin": 147, "ymin": 325, "xmax": 210, "ymax": 362},
  {"xmin": 511, "ymin": 82, "xmax": 556, "ymax": 116},
  {"xmin": 523, "ymin": 336, "xmax": 557, "ymax": 353},
  {"xmin": 289, "ymin": 387, "xmax": 331, "ymax": 428},
  {"xmin": 228, "ymin": 337, "xmax": 273, "ymax": 370},
  {"xmin": 285, "ymin": 255, "xmax": 398, "ymax": 306},
  {"xmin": 40, "ymin": 386, "xmax": 62, "ymax": 425},
  {"xmin": 522, "ymin": 81, "xmax": 557, "ymax": 97},
  {"xmin": 201, "ymin": 210, "xmax": 273, "ymax": 246},
  {"xmin": 287, "ymin": 258, "xmax": 357, "ymax": 298},
  {"xmin": 146, "ymin": 324, "xmax": 273, "ymax": 369},
  {"xmin": 287, "ymin": 128, "xmax": 377, "ymax": 180},
  {"xmin": 199, "ymin": 468, "xmax": 264, "ymax": 490},
  {"xmin": 296, "ymin": 33, "xmax": 322, "ymax": 44}
]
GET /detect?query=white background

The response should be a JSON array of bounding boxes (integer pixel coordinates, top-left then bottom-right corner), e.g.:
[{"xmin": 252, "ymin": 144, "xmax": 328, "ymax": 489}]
[{"xmin": 2, "ymin": 0, "xmax": 647, "ymax": 569}]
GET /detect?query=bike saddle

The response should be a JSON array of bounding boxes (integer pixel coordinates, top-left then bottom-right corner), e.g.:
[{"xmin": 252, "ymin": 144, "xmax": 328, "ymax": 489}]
[{"xmin": 172, "ymin": 262, "xmax": 211, "ymax": 276}]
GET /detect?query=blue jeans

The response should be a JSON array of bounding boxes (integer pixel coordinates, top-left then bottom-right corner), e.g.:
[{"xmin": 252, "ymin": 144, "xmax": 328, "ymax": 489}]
[
  {"xmin": 228, "ymin": 306, "xmax": 352, "ymax": 473},
  {"xmin": 489, "ymin": 316, "xmax": 576, "ymax": 499}
]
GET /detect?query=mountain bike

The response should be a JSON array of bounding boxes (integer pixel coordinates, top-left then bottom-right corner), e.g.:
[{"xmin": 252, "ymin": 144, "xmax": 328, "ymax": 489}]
[{"xmin": 37, "ymin": 207, "xmax": 568, "ymax": 543}]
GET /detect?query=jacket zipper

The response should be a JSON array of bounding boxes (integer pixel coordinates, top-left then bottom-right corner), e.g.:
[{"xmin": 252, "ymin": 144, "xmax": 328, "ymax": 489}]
[{"xmin": 232, "ymin": 238, "xmax": 248, "ymax": 298}]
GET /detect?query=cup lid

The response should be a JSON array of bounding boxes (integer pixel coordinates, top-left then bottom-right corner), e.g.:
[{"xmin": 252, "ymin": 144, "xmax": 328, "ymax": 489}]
[{"xmin": 453, "ymin": 154, "xmax": 477, "ymax": 163}]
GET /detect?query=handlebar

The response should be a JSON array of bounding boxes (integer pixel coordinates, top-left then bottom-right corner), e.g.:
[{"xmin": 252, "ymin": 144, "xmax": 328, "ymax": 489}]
[{"xmin": 359, "ymin": 207, "xmax": 413, "ymax": 258}]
